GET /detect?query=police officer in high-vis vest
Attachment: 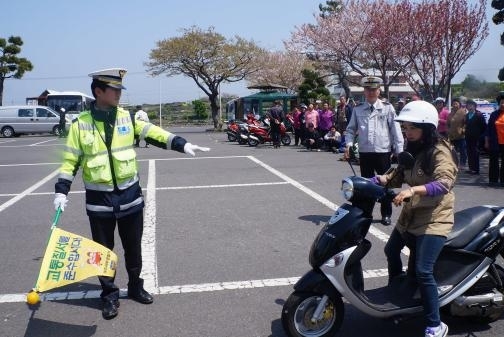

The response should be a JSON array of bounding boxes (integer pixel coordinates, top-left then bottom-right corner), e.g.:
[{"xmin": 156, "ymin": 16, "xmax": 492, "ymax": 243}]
[{"xmin": 53, "ymin": 68, "xmax": 210, "ymax": 320}]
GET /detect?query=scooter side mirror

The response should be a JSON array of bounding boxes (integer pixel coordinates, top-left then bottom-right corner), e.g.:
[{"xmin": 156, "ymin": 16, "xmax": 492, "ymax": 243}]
[{"xmin": 397, "ymin": 152, "xmax": 415, "ymax": 170}]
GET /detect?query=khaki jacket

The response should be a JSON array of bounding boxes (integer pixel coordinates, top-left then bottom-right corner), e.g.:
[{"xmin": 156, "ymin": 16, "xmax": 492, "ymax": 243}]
[
  {"xmin": 447, "ymin": 108, "xmax": 467, "ymax": 141},
  {"xmin": 385, "ymin": 139, "xmax": 458, "ymax": 237}
]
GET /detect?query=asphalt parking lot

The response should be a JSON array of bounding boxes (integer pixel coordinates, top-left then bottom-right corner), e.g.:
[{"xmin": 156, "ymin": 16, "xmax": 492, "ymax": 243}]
[{"xmin": 1, "ymin": 127, "xmax": 503, "ymax": 337}]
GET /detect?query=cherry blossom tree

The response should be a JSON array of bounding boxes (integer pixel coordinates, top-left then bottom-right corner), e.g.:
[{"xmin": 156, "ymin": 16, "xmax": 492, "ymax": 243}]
[
  {"xmin": 245, "ymin": 50, "xmax": 313, "ymax": 93},
  {"xmin": 287, "ymin": 0, "xmax": 488, "ymax": 101},
  {"xmin": 287, "ymin": 0, "xmax": 417, "ymax": 99},
  {"xmin": 402, "ymin": 0, "xmax": 488, "ymax": 101}
]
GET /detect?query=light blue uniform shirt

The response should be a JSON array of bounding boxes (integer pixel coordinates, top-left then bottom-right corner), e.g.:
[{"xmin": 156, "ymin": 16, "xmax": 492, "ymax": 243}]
[{"xmin": 345, "ymin": 100, "xmax": 404, "ymax": 154}]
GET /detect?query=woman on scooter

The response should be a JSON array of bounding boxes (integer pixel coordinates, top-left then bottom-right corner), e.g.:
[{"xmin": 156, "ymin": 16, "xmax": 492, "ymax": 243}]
[{"xmin": 374, "ymin": 100, "xmax": 458, "ymax": 337}]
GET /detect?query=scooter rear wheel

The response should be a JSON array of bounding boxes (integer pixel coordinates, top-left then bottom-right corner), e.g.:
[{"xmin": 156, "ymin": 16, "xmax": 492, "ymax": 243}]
[
  {"xmin": 281, "ymin": 291, "xmax": 344, "ymax": 337},
  {"xmin": 248, "ymin": 137, "xmax": 260, "ymax": 147},
  {"xmin": 227, "ymin": 133, "xmax": 237, "ymax": 142}
]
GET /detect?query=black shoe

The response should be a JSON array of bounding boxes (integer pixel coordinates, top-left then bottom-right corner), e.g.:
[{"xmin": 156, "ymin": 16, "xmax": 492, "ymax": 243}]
[
  {"xmin": 128, "ymin": 288, "xmax": 153, "ymax": 304},
  {"xmin": 381, "ymin": 216, "xmax": 392, "ymax": 226},
  {"xmin": 102, "ymin": 299, "xmax": 119, "ymax": 320}
]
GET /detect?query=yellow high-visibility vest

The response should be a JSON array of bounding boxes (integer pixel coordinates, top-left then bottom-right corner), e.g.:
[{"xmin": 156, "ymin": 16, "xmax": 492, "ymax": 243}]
[{"xmin": 58, "ymin": 107, "xmax": 172, "ymax": 192}]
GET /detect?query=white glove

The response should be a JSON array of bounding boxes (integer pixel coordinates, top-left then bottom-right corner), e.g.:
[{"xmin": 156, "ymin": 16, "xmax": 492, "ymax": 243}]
[
  {"xmin": 54, "ymin": 193, "xmax": 68, "ymax": 212},
  {"xmin": 183, "ymin": 143, "xmax": 211, "ymax": 157}
]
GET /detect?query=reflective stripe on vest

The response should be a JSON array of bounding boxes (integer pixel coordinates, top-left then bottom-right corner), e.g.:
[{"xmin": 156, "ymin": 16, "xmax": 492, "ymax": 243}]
[
  {"xmin": 58, "ymin": 172, "xmax": 75, "ymax": 182},
  {"xmin": 86, "ymin": 195, "xmax": 143, "ymax": 213},
  {"xmin": 120, "ymin": 196, "xmax": 144, "ymax": 210},
  {"xmin": 139, "ymin": 123, "xmax": 152, "ymax": 141},
  {"xmin": 84, "ymin": 173, "xmax": 139, "ymax": 192}
]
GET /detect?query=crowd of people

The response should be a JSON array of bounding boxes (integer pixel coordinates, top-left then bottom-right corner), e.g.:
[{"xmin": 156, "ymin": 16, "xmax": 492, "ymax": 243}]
[
  {"xmin": 432, "ymin": 93, "xmax": 504, "ymax": 187},
  {"xmin": 285, "ymin": 96, "xmax": 354, "ymax": 152},
  {"xmin": 261, "ymin": 85, "xmax": 504, "ymax": 190}
]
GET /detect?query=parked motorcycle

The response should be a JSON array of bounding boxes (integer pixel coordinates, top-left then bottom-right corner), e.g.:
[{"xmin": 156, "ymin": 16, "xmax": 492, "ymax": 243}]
[
  {"xmin": 247, "ymin": 119, "xmax": 291, "ymax": 147},
  {"xmin": 281, "ymin": 152, "xmax": 504, "ymax": 337},
  {"xmin": 226, "ymin": 120, "xmax": 240, "ymax": 142},
  {"xmin": 225, "ymin": 120, "xmax": 251, "ymax": 145}
]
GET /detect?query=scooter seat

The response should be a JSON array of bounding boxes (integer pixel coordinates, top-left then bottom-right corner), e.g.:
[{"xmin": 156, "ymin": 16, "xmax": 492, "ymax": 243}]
[{"xmin": 445, "ymin": 206, "xmax": 498, "ymax": 249}]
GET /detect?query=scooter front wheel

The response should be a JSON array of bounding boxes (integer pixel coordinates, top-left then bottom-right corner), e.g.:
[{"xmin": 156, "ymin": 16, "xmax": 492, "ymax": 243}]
[
  {"xmin": 281, "ymin": 291, "xmax": 344, "ymax": 337},
  {"xmin": 281, "ymin": 134, "xmax": 291, "ymax": 146}
]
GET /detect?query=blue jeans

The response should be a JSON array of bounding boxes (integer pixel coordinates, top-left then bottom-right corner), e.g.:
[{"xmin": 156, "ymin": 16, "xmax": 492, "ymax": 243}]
[
  {"xmin": 384, "ymin": 229, "xmax": 408, "ymax": 280},
  {"xmin": 385, "ymin": 230, "xmax": 446, "ymax": 327},
  {"xmin": 452, "ymin": 138, "xmax": 467, "ymax": 166}
]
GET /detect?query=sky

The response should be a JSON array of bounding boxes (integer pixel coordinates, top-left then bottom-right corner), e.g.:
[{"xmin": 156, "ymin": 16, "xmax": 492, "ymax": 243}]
[{"xmin": 1, "ymin": 0, "xmax": 503, "ymax": 106}]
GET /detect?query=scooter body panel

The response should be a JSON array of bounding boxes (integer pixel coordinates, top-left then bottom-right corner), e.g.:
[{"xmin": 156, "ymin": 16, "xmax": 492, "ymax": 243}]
[
  {"xmin": 309, "ymin": 203, "xmax": 371, "ymax": 268},
  {"xmin": 293, "ymin": 269, "xmax": 341, "ymax": 300}
]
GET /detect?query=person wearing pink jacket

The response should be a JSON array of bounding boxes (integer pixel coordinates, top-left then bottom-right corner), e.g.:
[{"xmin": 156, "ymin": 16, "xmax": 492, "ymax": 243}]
[
  {"xmin": 434, "ymin": 97, "xmax": 449, "ymax": 138},
  {"xmin": 304, "ymin": 103, "xmax": 320, "ymax": 130}
]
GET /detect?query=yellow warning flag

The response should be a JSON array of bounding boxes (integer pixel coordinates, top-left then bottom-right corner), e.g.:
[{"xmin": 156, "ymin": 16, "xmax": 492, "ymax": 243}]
[{"xmin": 35, "ymin": 228, "xmax": 117, "ymax": 292}]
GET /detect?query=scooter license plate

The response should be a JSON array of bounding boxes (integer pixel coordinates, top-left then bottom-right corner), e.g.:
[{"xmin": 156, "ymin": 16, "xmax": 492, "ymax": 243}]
[{"xmin": 328, "ymin": 207, "xmax": 350, "ymax": 225}]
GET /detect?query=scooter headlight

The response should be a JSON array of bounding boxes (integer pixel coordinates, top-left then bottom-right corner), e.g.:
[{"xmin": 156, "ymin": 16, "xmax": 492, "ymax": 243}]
[{"xmin": 341, "ymin": 178, "xmax": 354, "ymax": 201}]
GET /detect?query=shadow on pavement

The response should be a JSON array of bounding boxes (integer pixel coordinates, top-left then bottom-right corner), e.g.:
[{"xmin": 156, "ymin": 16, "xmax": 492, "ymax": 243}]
[
  {"xmin": 298, "ymin": 214, "xmax": 331, "ymax": 227},
  {"xmin": 24, "ymin": 312, "xmax": 97, "ymax": 337}
]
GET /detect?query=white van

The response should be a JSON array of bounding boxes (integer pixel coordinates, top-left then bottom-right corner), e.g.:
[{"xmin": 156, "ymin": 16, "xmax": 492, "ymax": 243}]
[{"xmin": 0, "ymin": 105, "xmax": 62, "ymax": 137}]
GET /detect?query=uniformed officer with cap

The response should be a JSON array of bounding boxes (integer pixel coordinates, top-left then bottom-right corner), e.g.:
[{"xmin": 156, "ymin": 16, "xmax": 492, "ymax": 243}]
[
  {"xmin": 344, "ymin": 75, "xmax": 404, "ymax": 226},
  {"xmin": 53, "ymin": 68, "xmax": 210, "ymax": 319}
]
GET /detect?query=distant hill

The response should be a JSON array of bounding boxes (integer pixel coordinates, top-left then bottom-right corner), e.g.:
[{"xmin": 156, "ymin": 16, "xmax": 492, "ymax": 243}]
[{"xmin": 124, "ymin": 94, "xmax": 238, "ymax": 125}]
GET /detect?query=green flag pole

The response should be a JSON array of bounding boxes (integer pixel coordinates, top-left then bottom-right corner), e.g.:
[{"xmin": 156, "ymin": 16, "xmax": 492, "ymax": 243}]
[{"xmin": 27, "ymin": 207, "xmax": 63, "ymax": 305}]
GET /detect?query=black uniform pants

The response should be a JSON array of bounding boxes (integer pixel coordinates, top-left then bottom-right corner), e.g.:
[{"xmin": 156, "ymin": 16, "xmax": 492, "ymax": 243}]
[
  {"xmin": 59, "ymin": 121, "xmax": 66, "ymax": 137},
  {"xmin": 359, "ymin": 152, "xmax": 392, "ymax": 218},
  {"xmin": 489, "ymin": 144, "xmax": 504, "ymax": 185},
  {"xmin": 270, "ymin": 123, "xmax": 281, "ymax": 146},
  {"xmin": 89, "ymin": 210, "xmax": 144, "ymax": 300}
]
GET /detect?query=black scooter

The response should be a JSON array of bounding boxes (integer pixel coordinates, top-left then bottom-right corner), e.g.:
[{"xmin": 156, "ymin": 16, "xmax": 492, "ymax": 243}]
[{"xmin": 281, "ymin": 152, "xmax": 504, "ymax": 337}]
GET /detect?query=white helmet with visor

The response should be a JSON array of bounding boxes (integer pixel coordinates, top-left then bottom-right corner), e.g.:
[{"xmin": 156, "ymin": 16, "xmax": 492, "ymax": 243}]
[{"xmin": 395, "ymin": 100, "xmax": 438, "ymax": 128}]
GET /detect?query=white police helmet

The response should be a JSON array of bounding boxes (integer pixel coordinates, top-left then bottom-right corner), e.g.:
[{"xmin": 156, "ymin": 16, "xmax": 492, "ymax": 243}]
[{"xmin": 395, "ymin": 100, "xmax": 438, "ymax": 128}]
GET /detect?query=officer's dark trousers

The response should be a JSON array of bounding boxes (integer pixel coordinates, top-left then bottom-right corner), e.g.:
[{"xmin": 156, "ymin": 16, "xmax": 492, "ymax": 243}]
[
  {"xmin": 488, "ymin": 145, "xmax": 504, "ymax": 185},
  {"xmin": 89, "ymin": 211, "xmax": 144, "ymax": 300},
  {"xmin": 359, "ymin": 152, "xmax": 392, "ymax": 218},
  {"xmin": 270, "ymin": 123, "xmax": 281, "ymax": 146},
  {"xmin": 59, "ymin": 122, "xmax": 66, "ymax": 138}
]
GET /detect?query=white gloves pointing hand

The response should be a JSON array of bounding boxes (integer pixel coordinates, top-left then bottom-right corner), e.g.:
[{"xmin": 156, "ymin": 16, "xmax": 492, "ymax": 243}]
[
  {"xmin": 54, "ymin": 193, "xmax": 68, "ymax": 211},
  {"xmin": 184, "ymin": 143, "xmax": 211, "ymax": 157}
]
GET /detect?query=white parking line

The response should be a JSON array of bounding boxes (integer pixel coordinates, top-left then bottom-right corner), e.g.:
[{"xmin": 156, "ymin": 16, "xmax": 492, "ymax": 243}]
[
  {"xmin": 247, "ymin": 156, "xmax": 399, "ymax": 247},
  {"xmin": 28, "ymin": 139, "xmax": 59, "ymax": 146},
  {"xmin": 0, "ymin": 182, "xmax": 292, "ymax": 197},
  {"xmin": 247, "ymin": 156, "xmax": 338, "ymax": 210},
  {"xmin": 0, "ymin": 162, "xmax": 60, "ymax": 167},
  {"xmin": 0, "ymin": 139, "xmax": 16, "ymax": 144},
  {"xmin": 157, "ymin": 181, "xmax": 290, "ymax": 191},
  {"xmin": 0, "ymin": 168, "xmax": 60, "ymax": 213},
  {"xmin": 141, "ymin": 160, "xmax": 158, "ymax": 292},
  {"xmin": 0, "ymin": 269, "xmax": 389, "ymax": 303}
]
